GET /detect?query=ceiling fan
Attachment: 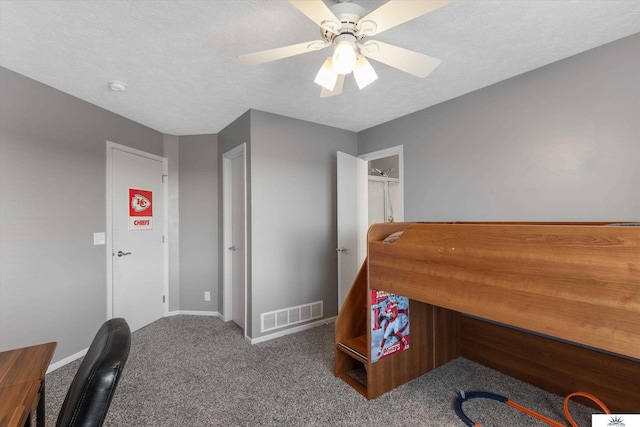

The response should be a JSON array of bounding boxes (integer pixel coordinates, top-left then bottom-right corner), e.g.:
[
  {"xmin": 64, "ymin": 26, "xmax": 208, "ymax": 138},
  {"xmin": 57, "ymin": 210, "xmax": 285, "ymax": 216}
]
[{"xmin": 236, "ymin": 0, "xmax": 453, "ymax": 97}]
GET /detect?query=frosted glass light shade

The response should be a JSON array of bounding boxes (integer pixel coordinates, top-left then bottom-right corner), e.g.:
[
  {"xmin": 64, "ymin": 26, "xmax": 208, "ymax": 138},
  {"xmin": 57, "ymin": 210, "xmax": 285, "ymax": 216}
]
[
  {"xmin": 353, "ymin": 56, "xmax": 378, "ymax": 89},
  {"xmin": 332, "ymin": 40, "xmax": 357, "ymax": 75},
  {"xmin": 314, "ymin": 58, "xmax": 338, "ymax": 91}
]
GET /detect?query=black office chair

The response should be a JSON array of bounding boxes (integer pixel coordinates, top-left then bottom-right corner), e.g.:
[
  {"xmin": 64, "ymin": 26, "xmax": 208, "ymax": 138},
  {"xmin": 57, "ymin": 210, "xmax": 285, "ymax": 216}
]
[{"xmin": 56, "ymin": 318, "xmax": 131, "ymax": 427}]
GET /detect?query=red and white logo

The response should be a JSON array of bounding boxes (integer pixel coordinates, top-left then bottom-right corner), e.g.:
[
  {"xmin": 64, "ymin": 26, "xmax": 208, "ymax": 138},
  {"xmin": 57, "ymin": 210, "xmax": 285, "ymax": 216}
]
[
  {"xmin": 129, "ymin": 189, "xmax": 153, "ymax": 230},
  {"xmin": 131, "ymin": 193, "xmax": 151, "ymax": 213}
]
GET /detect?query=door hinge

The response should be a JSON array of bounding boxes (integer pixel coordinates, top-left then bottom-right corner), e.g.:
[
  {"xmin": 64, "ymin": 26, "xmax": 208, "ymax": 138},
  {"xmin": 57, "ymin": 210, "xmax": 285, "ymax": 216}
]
[
  {"xmin": 162, "ymin": 174, "xmax": 168, "ymax": 183},
  {"xmin": 162, "ymin": 235, "xmax": 165, "ymax": 243},
  {"xmin": 163, "ymin": 295, "xmax": 166, "ymax": 303}
]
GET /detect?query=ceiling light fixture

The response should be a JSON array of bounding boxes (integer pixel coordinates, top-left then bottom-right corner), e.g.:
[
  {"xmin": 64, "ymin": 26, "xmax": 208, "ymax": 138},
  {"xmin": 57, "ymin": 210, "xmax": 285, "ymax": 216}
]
[
  {"xmin": 353, "ymin": 55, "xmax": 378, "ymax": 89},
  {"xmin": 331, "ymin": 35, "xmax": 357, "ymax": 75},
  {"xmin": 237, "ymin": 0, "xmax": 453, "ymax": 98},
  {"xmin": 314, "ymin": 58, "xmax": 339, "ymax": 91}
]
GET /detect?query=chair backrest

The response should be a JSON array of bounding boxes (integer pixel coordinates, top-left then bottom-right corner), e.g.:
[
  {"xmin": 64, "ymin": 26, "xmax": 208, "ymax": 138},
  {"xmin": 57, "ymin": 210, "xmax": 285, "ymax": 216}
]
[{"xmin": 56, "ymin": 318, "xmax": 131, "ymax": 427}]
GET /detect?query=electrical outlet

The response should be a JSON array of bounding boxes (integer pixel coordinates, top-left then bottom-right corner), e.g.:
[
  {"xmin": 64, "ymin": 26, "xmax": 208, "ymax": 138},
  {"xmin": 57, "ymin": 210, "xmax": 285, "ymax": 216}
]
[{"xmin": 204, "ymin": 291, "xmax": 210, "ymax": 301}]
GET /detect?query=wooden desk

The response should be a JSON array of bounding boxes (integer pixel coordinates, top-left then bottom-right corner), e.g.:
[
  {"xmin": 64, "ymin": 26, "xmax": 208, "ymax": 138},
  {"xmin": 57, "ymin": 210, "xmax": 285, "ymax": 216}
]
[{"xmin": 0, "ymin": 342, "xmax": 57, "ymax": 427}]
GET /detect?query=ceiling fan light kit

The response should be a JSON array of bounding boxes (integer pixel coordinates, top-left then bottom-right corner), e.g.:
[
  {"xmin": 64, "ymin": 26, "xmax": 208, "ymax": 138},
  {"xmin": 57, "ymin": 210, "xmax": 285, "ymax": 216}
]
[
  {"xmin": 331, "ymin": 35, "xmax": 358, "ymax": 75},
  {"xmin": 314, "ymin": 57, "xmax": 339, "ymax": 91},
  {"xmin": 353, "ymin": 55, "xmax": 378, "ymax": 89},
  {"xmin": 237, "ymin": 0, "xmax": 454, "ymax": 97}
]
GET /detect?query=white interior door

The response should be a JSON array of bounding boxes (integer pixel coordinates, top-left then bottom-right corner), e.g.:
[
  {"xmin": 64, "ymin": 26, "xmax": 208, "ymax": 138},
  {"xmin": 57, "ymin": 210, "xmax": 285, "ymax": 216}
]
[
  {"xmin": 337, "ymin": 151, "xmax": 367, "ymax": 310},
  {"xmin": 109, "ymin": 143, "xmax": 166, "ymax": 333},
  {"xmin": 223, "ymin": 144, "xmax": 246, "ymax": 331},
  {"xmin": 231, "ymin": 152, "xmax": 246, "ymax": 329}
]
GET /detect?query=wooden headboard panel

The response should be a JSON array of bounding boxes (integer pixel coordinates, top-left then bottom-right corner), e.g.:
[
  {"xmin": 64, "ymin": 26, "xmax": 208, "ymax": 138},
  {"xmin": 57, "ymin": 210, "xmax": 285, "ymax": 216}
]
[{"xmin": 368, "ymin": 222, "xmax": 640, "ymax": 360}]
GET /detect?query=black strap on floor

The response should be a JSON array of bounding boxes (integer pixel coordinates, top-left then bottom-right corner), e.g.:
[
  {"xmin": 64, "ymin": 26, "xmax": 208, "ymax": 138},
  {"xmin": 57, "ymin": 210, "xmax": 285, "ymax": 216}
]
[{"xmin": 454, "ymin": 390, "xmax": 508, "ymax": 427}]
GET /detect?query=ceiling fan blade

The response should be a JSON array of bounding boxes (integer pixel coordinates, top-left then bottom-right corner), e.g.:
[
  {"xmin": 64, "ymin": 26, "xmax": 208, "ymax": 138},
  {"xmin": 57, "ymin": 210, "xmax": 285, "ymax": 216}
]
[
  {"xmin": 288, "ymin": 0, "xmax": 341, "ymax": 34},
  {"xmin": 237, "ymin": 40, "xmax": 329, "ymax": 66},
  {"xmin": 321, "ymin": 74, "xmax": 345, "ymax": 98},
  {"xmin": 361, "ymin": 41, "xmax": 441, "ymax": 78},
  {"xmin": 358, "ymin": 0, "xmax": 453, "ymax": 36}
]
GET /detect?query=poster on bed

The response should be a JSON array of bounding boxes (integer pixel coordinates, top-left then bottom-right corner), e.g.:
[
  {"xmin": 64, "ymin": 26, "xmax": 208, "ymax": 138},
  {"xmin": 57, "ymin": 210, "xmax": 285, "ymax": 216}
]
[{"xmin": 371, "ymin": 290, "xmax": 410, "ymax": 363}]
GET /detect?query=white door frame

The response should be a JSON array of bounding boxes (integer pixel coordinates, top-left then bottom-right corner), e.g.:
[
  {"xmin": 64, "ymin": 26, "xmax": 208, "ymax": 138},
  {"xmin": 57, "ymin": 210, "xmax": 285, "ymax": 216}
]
[
  {"xmin": 106, "ymin": 141, "xmax": 169, "ymax": 320},
  {"xmin": 360, "ymin": 144, "xmax": 404, "ymax": 222},
  {"xmin": 222, "ymin": 143, "xmax": 247, "ymax": 335}
]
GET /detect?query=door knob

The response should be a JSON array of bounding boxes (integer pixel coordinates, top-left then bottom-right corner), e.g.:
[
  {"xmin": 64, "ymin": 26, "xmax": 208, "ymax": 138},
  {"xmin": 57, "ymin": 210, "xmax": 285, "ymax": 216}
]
[
  {"xmin": 117, "ymin": 251, "xmax": 132, "ymax": 257},
  {"xmin": 228, "ymin": 246, "xmax": 237, "ymax": 251},
  {"xmin": 336, "ymin": 247, "xmax": 351, "ymax": 253}
]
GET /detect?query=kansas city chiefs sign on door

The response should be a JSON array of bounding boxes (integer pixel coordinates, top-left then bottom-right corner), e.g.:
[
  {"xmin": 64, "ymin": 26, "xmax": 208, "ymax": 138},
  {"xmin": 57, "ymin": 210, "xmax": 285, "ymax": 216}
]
[{"xmin": 129, "ymin": 189, "xmax": 153, "ymax": 230}]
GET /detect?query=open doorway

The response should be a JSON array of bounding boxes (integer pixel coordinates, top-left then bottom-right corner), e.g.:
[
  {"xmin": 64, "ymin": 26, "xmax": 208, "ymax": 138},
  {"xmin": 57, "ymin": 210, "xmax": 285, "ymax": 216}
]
[
  {"xmin": 361, "ymin": 145, "xmax": 404, "ymax": 225},
  {"xmin": 367, "ymin": 154, "xmax": 400, "ymax": 226}
]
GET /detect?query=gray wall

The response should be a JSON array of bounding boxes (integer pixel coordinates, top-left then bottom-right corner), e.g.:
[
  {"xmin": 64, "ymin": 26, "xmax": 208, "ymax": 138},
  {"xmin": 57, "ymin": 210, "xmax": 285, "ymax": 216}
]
[
  {"xmin": 217, "ymin": 110, "xmax": 358, "ymax": 339},
  {"xmin": 250, "ymin": 110, "xmax": 357, "ymax": 338},
  {"xmin": 359, "ymin": 34, "xmax": 640, "ymax": 222},
  {"xmin": 0, "ymin": 67, "xmax": 164, "ymax": 362},
  {"xmin": 178, "ymin": 134, "xmax": 218, "ymax": 312}
]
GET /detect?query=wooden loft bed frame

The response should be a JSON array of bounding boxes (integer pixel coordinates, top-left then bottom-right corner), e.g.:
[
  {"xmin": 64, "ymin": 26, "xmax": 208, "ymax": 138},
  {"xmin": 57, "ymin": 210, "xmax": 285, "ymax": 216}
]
[{"xmin": 335, "ymin": 222, "xmax": 640, "ymax": 411}]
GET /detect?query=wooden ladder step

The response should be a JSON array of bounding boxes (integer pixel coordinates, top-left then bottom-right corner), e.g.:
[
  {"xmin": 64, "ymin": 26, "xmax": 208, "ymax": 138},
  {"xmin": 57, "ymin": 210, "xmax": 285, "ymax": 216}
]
[{"xmin": 337, "ymin": 335, "xmax": 368, "ymax": 363}]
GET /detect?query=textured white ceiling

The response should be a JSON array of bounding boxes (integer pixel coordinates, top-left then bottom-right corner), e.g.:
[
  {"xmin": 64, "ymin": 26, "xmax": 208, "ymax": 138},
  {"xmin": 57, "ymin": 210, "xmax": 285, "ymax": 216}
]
[{"xmin": 1, "ymin": 0, "xmax": 639, "ymax": 135}]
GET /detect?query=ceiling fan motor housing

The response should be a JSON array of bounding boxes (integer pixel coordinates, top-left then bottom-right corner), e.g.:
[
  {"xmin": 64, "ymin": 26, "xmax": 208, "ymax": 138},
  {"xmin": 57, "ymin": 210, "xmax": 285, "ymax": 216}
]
[{"xmin": 322, "ymin": 2, "xmax": 367, "ymax": 44}]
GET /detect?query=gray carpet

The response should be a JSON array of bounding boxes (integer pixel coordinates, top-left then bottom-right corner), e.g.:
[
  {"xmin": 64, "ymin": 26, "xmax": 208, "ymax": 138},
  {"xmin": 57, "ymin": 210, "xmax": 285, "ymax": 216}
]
[{"xmin": 45, "ymin": 315, "xmax": 595, "ymax": 426}]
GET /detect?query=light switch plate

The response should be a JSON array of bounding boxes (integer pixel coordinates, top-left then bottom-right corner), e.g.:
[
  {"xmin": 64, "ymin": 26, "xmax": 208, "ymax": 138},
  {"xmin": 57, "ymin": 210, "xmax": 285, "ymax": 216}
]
[{"xmin": 93, "ymin": 232, "xmax": 106, "ymax": 245}]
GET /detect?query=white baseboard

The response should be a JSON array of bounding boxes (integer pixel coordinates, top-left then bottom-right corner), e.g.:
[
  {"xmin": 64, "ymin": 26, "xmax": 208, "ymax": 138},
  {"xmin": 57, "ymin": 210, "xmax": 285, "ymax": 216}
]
[
  {"xmin": 168, "ymin": 310, "xmax": 221, "ymax": 318},
  {"xmin": 248, "ymin": 316, "xmax": 336, "ymax": 345},
  {"xmin": 47, "ymin": 348, "xmax": 87, "ymax": 373}
]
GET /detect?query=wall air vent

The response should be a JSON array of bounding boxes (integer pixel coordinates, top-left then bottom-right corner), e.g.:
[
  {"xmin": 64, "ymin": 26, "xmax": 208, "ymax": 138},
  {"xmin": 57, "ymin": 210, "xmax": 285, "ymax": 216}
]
[{"xmin": 261, "ymin": 301, "xmax": 323, "ymax": 333}]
